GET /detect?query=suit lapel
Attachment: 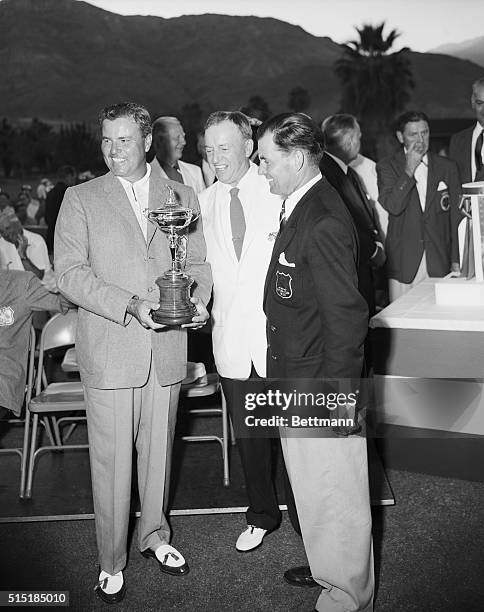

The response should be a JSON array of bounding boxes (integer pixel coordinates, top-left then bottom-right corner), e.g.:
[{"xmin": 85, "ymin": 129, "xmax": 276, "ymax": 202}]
[
  {"xmin": 263, "ymin": 180, "xmax": 320, "ymax": 304},
  {"xmin": 424, "ymin": 153, "xmax": 439, "ymax": 217},
  {"xmin": 103, "ymin": 172, "xmax": 146, "ymax": 247}
]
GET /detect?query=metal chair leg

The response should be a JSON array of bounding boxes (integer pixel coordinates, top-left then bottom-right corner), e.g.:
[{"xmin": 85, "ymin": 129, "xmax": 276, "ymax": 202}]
[
  {"xmin": 221, "ymin": 392, "xmax": 230, "ymax": 486},
  {"xmin": 25, "ymin": 412, "xmax": 39, "ymax": 499}
]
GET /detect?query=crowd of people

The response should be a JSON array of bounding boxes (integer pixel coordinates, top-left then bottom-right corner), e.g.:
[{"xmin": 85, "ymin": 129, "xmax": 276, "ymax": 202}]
[{"xmin": 1, "ymin": 76, "xmax": 484, "ymax": 610}]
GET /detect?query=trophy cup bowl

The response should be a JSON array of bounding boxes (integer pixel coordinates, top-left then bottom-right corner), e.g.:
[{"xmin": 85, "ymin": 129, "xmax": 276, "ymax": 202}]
[{"xmin": 146, "ymin": 187, "xmax": 200, "ymax": 326}]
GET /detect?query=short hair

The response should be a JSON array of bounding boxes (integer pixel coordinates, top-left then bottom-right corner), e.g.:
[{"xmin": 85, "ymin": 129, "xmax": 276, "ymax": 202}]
[
  {"xmin": 321, "ymin": 114, "xmax": 359, "ymax": 149},
  {"xmin": 395, "ymin": 110, "xmax": 429, "ymax": 134},
  {"xmin": 204, "ymin": 111, "xmax": 253, "ymax": 141},
  {"xmin": 152, "ymin": 116, "xmax": 182, "ymax": 139},
  {"xmin": 257, "ymin": 112, "xmax": 323, "ymax": 165},
  {"xmin": 98, "ymin": 102, "xmax": 152, "ymax": 138},
  {"xmin": 472, "ymin": 77, "xmax": 484, "ymax": 97}
]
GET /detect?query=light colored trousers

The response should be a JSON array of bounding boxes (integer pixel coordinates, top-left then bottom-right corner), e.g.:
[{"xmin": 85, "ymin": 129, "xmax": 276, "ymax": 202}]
[
  {"xmin": 84, "ymin": 362, "xmax": 180, "ymax": 575},
  {"xmin": 281, "ymin": 435, "xmax": 374, "ymax": 612}
]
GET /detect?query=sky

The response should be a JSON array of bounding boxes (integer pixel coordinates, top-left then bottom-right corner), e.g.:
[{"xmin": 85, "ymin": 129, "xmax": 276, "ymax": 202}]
[{"xmin": 84, "ymin": 0, "xmax": 484, "ymax": 52}]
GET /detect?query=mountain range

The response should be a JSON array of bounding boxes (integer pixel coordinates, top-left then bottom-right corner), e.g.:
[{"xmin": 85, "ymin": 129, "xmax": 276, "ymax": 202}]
[
  {"xmin": 2, "ymin": 0, "xmax": 483, "ymax": 124},
  {"xmin": 431, "ymin": 36, "xmax": 484, "ymax": 69}
]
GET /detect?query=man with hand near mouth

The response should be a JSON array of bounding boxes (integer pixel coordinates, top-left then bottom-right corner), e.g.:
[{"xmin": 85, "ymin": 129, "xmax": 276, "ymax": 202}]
[{"xmin": 377, "ymin": 111, "xmax": 461, "ymax": 301}]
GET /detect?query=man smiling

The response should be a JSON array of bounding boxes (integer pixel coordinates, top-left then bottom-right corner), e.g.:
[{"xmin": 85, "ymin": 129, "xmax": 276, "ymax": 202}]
[
  {"xmin": 55, "ymin": 102, "xmax": 211, "ymax": 603},
  {"xmin": 199, "ymin": 111, "xmax": 281, "ymax": 552}
]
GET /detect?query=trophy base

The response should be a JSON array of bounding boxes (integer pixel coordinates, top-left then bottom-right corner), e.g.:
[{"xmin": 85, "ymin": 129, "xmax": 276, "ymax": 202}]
[
  {"xmin": 151, "ymin": 305, "xmax": 197, "ymax": 326},
  {"xmin": 153, "ymin": 271, "xmax": 197, "ymax": 327}
]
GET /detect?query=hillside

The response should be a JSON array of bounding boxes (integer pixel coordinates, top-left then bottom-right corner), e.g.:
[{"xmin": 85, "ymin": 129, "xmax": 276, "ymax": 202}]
[
  {"xmin": 431, "ymin": 36, "xmax": 484, "ymax": 69},
  {"xmin": 1, "ymin": 0, "xmax": 483, "ymax": 123}
]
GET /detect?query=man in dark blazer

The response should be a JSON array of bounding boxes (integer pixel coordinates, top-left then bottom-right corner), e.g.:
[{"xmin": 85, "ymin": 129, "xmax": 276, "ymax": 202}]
[
  {"xmin": 377, "ymin": 110, "xmax": 461, "ymax": 302},
  {"xmin": 449, "ymin": 77, "xmax": 484, "ymax": 184},
  {"xmin": 320, "ymin": 114, "xmax": 385, "ymax": 315},
  {"xmin": 258, "ymin": 113, "xmax": 373, "ymax": 612}
]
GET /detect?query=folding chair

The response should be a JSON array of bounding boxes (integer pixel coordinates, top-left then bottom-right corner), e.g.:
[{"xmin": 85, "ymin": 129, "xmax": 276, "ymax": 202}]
[
  {"xmin": 179, "ymin": 362, "xmax": 230, "ymax": 487},
  {"xmin": 0, "ymin": 326, "xmax": 36, "ymax": 497},
  {"xmin": 24, "ymin": 310, "xmax": 87, "ymax": 499}
]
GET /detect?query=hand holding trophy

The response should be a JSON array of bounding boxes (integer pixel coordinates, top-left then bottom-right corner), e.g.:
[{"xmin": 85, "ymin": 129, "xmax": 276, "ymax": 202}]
[{"xmin": 146, "ymin": 185, "xmax": 200, "ymax": 325}]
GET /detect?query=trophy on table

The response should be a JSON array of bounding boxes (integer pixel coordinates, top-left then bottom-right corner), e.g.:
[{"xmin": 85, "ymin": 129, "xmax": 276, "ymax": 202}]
[{"xmin": 146, "ymin": 186, "xmax": 199, "ymax": 325}]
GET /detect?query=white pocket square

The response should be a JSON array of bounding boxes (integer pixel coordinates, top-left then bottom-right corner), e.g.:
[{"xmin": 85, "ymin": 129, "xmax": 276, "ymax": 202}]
[
  {"xmin": 278, "ymin": 252, "xmax": 295, "ymax": 267},
  {"xmin": 437, "ymin": 181, "xmax": 448, "ymax": 191}
]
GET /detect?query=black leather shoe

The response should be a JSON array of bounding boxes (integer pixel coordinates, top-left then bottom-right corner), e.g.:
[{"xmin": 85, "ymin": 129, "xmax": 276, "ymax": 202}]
[
  {"xmin": 284, "ymin": 565, "xmax": 318, "ymax": 588},
  {"xmin": 141, "ymin": 546, "xmax": 190, "ymax": 576},
  {"xmin": 94, "ymin": 570, "xmax": 126, "ymax": 604}
]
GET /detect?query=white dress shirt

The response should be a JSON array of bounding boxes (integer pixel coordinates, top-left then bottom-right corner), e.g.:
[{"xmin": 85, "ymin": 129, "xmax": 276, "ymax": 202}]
[
  {"xmin": 117, "ymin": 164, "xmax": 151, "ymax": 241},
  {"xmin": 471, "ymin": 122, "xmax": 484, "ymax": 181}
]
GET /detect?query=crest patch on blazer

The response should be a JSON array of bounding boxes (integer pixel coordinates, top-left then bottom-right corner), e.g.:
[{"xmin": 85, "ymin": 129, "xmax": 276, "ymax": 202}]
[
  {"xmin": 275, "ymin": 271, "xmax": 293, "ymax": 299},
  {"xmin": 0, "ymin": 305, "xmax": 14, "ymax": 326},
  {"xmin": 440, "ymin": 191, "xmax": 450, "ymax": 211}
]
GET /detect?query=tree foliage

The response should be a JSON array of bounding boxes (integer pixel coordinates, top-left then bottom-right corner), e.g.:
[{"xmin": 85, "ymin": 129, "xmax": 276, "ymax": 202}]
[
  {"xmin": 334, "ymin": 22, "xmax": 415, "ymax": 157},
  {"xmin": 0, "ymin": 118, "xmax": 102, "ymax": 177},
  {"xmin": 288, "ymin": 87, "xmax": 311, "ymax": 113}
]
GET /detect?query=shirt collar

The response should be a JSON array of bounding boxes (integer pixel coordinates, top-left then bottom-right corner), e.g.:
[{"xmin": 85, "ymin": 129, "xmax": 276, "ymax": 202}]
[
  {"xmin": 217, "ymin": 161, "xmax": 252, "ymax": 195},
  {"xmin": 116, "ymin": 163, "xmax": 151, "ymax": 189},
  {"xmin": 285, "ymin": 172, "xmax": 322, "ymax": 220}
]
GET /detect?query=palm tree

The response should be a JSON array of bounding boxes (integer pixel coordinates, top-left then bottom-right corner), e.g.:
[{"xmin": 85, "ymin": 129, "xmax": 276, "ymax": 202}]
[{"xmin": 334, "ymin": 22, "xmax": 415, "ymax": 158}]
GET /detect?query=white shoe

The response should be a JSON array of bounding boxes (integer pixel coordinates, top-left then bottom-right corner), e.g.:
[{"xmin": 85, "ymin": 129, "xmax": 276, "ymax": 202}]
[
  {"xmin": 94, "ymin": 570, "xmax": 126, "ymax": 603},
  {"xmin": 235, "ymin": 525, "xmax": 267, "ymax": 552}
]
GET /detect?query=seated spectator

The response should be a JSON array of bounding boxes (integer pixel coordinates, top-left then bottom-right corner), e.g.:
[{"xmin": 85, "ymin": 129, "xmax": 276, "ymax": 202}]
[
  {"xmin": 0, "ymin": 269, "xmax": 72, "ymax": 421},
  {"xmin": 0, "ymin": 192, "xmax": 15, "ymax": 215},
  {"xmin": 0, "ymin": 209, "xmax": 55, "ymax": 290},
  {"xmin": 36, "ymin": 178, "xmax": 54, "ymax": 208},
  {"xmin": 20, "ymin": 184, "xmax": 44, "ymax": 226}
]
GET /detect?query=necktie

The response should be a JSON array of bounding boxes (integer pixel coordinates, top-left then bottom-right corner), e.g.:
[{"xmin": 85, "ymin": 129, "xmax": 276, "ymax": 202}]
[
  {"xmin": 475, "ymin": 129, "xmax": 484, "ymax": 180},
  {"xmin": 279, "ymin": 199, "xmax": 286, "ymax": 232},
  {"xmin": 162, "ymin": 162, "xmax": 184, "ymax": 184},
  {"xmin": 229, "ymin": 187, "xmax": 245, "ymax": 260}
]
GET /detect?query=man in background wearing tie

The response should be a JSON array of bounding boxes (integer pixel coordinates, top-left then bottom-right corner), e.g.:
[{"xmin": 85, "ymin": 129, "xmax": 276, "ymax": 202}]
[
  {"xmin": 449, "ymin": 77, "xmax": 484, "ymax": 184},
  {"xmin": 198, "ymin": 111, "xmax": 282, "ymax": 552},
  {"xmin": 151, "ymin": 116, "xmax": 206, "ymax": 194},
  {"xmin": 320, "ymin": 114, "xmax": 385, "ymax": 315},
  {"xmin": 377, "ymin": 111, "xmax": 461, "ymax": 302}
]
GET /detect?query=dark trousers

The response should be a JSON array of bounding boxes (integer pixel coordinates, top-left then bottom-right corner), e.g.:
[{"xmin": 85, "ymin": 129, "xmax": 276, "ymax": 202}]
[{"xmin": 220, "ymin": 366, "xmax": 281, "ymax": 531}]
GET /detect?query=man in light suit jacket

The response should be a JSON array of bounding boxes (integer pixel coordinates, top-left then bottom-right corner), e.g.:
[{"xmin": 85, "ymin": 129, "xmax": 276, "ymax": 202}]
[
  {"xmin": 258, "ymin": 113, "xmax": 373, "ymax": 612},
  {"xmin": 199, "ymin": 111, "xmax": 281, "ymax": 552},
  {"xmin": 449, "ymin": 77, "xmax": 484, "ymax": 184},
  {"xmin": 151, "ymin": 116, "xmax": 206, "ymax": 193},
  {"xmin": 54, "ymin": 102, "xmax": 211, "ymax": 603},
  {"xmin": 377, "ymin": 111, "xmax": 461, "ymax": 302}
]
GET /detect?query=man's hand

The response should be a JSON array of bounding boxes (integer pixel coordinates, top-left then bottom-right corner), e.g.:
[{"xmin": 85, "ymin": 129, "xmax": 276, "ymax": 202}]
[
  {"xmin": 127, "ymin": 296, "xmax": 166, "ymax": 330},
  {"xmin": 41, "ymin": 268, "xmax": 58, "ymax": 292},
  {"xmin": 370, "ymin": 242, "xmax": 386, "ymax": 269},
  {"xmin": 405, "ymin": 140, "xmax": 426, "ymax": 177},
  {"xmin": 181, "ymin": 296, "xmax": 209, "ymax": 329},
  {"xmin": 16, "ymin": 232, "xmax": 29, "ymax": 257},
  {"xmin": 450, "ymin": 262, "xmax": 461, "ymax": 275}
]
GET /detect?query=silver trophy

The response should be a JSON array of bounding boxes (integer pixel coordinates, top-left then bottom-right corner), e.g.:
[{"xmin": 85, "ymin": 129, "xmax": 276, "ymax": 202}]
[{"xmin": 146, "ymin": 186, "xmax": 199, "ymax": 325}]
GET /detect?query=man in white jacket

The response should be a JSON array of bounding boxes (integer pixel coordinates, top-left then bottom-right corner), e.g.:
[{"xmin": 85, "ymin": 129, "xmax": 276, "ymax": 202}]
[{"xmin": 199, "ymin": 111, "xmax": 282, "ymax": 551}]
